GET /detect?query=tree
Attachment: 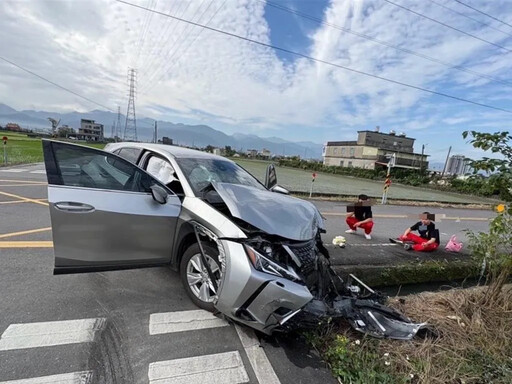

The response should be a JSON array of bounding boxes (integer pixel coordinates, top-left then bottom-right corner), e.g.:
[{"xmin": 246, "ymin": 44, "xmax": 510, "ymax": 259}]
[
  {"xmin": 224, "ymin": 145, "xmax": 236, "ymax": 157},
  {"xmin": 57, "ymin": 126, "xmax": 75, "ymax": 138},
  {"xmin": 462, "ymin": 130, "xmax": 512, "ymax": 201},
  {"xmin": 463, "ymin": 130, "xmax": 512, "ymax": 302}
]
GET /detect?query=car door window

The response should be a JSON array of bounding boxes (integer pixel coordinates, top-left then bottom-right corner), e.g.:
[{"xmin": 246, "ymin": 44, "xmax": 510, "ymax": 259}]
[
  {"xmin": 117, "ymin": 147, "xmax": 142, "ymax": 164},
  {"xmin": 51, "ymin": 143, "xmax": 152, "ymax": 192}
]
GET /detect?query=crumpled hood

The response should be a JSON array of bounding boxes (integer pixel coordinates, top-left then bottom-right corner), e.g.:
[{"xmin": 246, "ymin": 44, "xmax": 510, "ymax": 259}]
[{"xmin": 212, "ymin": 182, "xmax": 324, "ymax": 241}]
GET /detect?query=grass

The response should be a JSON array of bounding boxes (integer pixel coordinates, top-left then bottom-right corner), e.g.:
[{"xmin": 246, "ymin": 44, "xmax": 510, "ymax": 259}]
[
  {"xmin": 0, "ymin": 137, "xmax": 500, "ymax": 204},
  {"xmin": 0, "ymin": 131, "xmax": 105, "ymax": 165},
  {"xmin": 232, "ymin": 158, "xmax": 499, "ymax": 205},
  {"xmin": 306, "ymin": 285, "xmax": 512, "ymax": 384}
]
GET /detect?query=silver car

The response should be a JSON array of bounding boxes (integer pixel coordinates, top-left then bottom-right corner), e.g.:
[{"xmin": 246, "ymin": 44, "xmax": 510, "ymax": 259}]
[{"xmin": 42, "ymin": 140, "xmax": 425, "ymax": 339}]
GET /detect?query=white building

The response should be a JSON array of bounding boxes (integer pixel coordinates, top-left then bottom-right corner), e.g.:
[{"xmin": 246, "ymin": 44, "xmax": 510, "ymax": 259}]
[
  {"xmin": 78, "ymin": 119, "xmax": 104, "ymax": 141},
  {"xmin": 446, "ymin": 155, "xmax": 470, "ymax": 176}
]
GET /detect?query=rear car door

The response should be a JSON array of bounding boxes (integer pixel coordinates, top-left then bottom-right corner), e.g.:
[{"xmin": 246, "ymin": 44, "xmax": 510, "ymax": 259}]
[{"xmin": 43, "ymin": 140, "xmax": 181, "ymax": 274}]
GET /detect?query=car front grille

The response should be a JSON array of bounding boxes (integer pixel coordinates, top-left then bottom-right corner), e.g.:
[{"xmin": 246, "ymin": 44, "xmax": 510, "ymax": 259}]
[{"xmin": 287, "ymin": 240, "xmax": 316, "ymax": 275}]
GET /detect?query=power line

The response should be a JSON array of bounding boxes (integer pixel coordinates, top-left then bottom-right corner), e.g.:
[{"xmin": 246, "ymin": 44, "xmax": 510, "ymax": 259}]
[
  {"xmin": 427, "ymin": 0, "xmax": 512, "ymax": 37},
  {"xmin": 382, "ymin": 0, "xmax": 512, "ymax": 53},
  {"xmin": 140, "ymin": 0, "xmax": 218, "ymax": 95},
  {"xmin": 141, "ymin": 0, "xmax": 227, "ymax": 96},
  {"xmin": 0, "ymin": 56, "xmax": 114, "ymax": 111},
  {"xmin": 139, "ymin": 0, "xmax": 210, "ymax": 94},
  {"xmin": 262, "ymin": 0, "xmax": 512, "ymax": 87},
  {"xmin": 453, "ymin": 0, "xmax": 512, "ymax": 29},
  {"xmin": 138, "ymin": 0, "xmax": 193, "ymax": 88},
  {"xmin": 134, "ymin": 0, "xmax": 158, "ymax": 67},
  {"xmin": 137, "ymin": 0, "xmax": 180, "ymax": 75},
  {"xmin": 116, "ymin": 0, "xmax": 512, "ymax": 114}
]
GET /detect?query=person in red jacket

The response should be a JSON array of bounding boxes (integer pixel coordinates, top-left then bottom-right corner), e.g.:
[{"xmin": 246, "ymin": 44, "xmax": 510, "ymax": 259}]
[
  {"xmin": 398, "ymin": 212, "xmax": 439, "ymax": 252},
  {"xmin": 346, "ymin": 194, "xmax": 374, "ymax": 240}
]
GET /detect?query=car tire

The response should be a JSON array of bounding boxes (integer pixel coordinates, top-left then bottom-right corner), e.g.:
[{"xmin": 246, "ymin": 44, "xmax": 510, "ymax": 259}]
[{"xmin": 180, "ymin": 242, "xmax": 222, "ymax": 312}]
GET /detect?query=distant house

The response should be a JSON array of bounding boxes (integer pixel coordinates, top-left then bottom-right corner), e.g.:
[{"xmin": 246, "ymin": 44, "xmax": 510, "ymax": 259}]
[
  {"xmin": 246, "ymin": 149, "xmax": 258, "ymax": 158},
  {"xmin": 5, "ymin": 123, "xmax": 22, "ymax": 132},
  {"xmin": 77, "ymin": 119, "xmax": 104, "ymax": 141},
  {"xmin": 162, "ymin": 137, "xmax": 173, "ymax": 145},
  {"xmin": 213, "ymin": 148, "xmax": 223, "ymax": 156},
  {"xmin": 323, "ymin": 128, "xmax": 428, "ymax": 170},
  {"xmin": 259, "ymin": 148, "xmax": 271, "ymax": 158}
]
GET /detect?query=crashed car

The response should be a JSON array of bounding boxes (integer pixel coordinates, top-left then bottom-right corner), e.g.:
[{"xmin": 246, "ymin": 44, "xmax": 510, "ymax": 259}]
[{"xmin": 42, "ymin": 140, "xmax": 425, "ymax": 340}]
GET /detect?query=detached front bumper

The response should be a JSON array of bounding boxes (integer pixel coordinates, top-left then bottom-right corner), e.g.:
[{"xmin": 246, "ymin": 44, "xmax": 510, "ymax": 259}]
[{"xmin": 283, "ymin": 297, "xmax": 428, "ymax": 340}]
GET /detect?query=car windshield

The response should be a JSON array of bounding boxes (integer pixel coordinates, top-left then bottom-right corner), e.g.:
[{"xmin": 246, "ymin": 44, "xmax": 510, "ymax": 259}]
[{"xmin": 176, "ymin": 157, "xmax": 266, "ymax": 194}]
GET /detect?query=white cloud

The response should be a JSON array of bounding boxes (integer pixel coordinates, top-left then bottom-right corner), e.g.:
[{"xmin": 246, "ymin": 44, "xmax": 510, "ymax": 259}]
[{"xmin": 0, "ymin": 0, "xmax": 511, "ymax": 148}]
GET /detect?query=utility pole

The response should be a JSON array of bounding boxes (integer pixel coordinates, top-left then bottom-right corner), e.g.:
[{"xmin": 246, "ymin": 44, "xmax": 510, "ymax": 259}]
[
  {"xmin": 441, "ymin": 146, "xmax": 452, "ymax": 178},
  {"xmin": 154, "ymin": 121, "xmax": 158, "ymax": 143},
  {"xmin": 420, "ymin": 144, "xmax": 425, "ymax": 173},
  {"xmin": 124, "ymin": 68, "xmax": 138, "ymax": 142},
  {"xmin": 111, "ymin": 120, "xmax": 115, "ymax": 139},
  {"xmin": 115, "ymin": 106, "xmax": 122, "ymax": 142}
]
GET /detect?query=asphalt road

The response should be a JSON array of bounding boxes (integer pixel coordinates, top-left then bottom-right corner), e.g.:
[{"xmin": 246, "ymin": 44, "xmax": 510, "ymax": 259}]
[
  {"xmin": 0, "ymin": 163, "xmax": 495, "ymax": 383},
  {"xmin": 0, "ymin": 163, "xmax": 336, "ymax": 384}
]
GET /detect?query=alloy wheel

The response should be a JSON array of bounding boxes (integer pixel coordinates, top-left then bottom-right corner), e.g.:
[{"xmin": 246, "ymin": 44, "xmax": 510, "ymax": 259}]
[{"xmin": 186, "ymin": 253, "xmax": 221, "ymax": 303}]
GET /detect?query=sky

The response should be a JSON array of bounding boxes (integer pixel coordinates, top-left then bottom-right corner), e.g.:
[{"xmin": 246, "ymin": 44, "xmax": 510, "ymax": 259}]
[{"xmin": 0, "ymin": 0, "xmax": 511, "ymax": 162}]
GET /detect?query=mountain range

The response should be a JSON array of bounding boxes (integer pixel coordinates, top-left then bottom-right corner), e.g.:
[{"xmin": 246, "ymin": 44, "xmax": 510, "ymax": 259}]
[{"xmin": 0, "ymin": 103, "xmax": 323, "ymax": 158}]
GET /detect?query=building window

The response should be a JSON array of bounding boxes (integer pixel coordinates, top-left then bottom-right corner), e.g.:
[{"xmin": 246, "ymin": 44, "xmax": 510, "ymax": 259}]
[
  {"xmin": 339, "ymin": 160, "xmax": 344, "ymax": 167},
  {"xmin": 350, "ymin": 148, "xmax": 355, "ymax": 157},
  {"xmin": 341, "ymin": 148, "xmax": 346, "ymax": 155},
  {"xmin": 348, "ymin": 161, "xmax": 353, "ymax": 167},
  {"xmin": 333, "ymin": 148, "xmax": 338, "ymax": 155}
]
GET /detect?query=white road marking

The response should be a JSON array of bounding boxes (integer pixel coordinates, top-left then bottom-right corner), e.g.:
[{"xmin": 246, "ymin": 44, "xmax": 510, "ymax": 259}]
[
  {"xmin": 149, "ymin": 309, "xmax": 228, "ymax": 335},
  {"xmin": 327, "ymin": 243, "xmax": 397, "ymax": 247},
  {"xmin": 0, "ymin": 318, "xmax": 105, "ymax": 351},
  {"xmin": 0, "ymin": 169, "xmax": 30, "ymax": 173},
  {"xmin": 30, "ymin": 170, "xmax": 46, "ymax": 174},
  {"xmin": 0, "ymin": 371, "xmax": 93, "ymax": 384},
  {"xmin": 148, "ymin": 351, "xmax": 249, "ymax": 384},
  {"xmin": 235, "ymin": 325, "xmax": 280, "ymax": 384}
]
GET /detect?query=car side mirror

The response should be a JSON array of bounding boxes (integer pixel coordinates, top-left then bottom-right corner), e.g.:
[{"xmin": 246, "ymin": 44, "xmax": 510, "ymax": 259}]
[
  {"xmin": 150, "ymin": 184, "xmax": 168, "ymax": 204},
  {"xmin": 265, "ymin": 164, "xmax": 277, "ymax": 190},
  {"xmin": 271, "ymin": 185, "xmax": 289, "ymax": 195}
]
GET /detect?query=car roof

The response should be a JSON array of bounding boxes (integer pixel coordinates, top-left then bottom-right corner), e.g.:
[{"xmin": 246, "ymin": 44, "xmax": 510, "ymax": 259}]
[{"xmin": 106, "ymin": 142, "xmax": 230, "ymax": 161}]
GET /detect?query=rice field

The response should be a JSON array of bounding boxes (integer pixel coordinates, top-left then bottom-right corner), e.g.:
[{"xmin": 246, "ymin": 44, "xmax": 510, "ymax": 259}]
[
  {"xmin": 233, "ymin": 158, "xmax": 497, "ymax": 204},
  {"xmin": 0, "ymin": 134, "xmax": 497, "ymax": 204},
  {"xmin": 0, "ymin": 132, "xmax": 105, "ymax": 165}
]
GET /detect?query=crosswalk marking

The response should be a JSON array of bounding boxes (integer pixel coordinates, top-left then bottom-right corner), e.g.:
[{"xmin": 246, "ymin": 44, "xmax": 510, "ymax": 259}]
[
  {"xmin": 148, "ymin": 351, "xmax": 249, "ymax": 384},
  {"xmin": 0, "ymin": 318, "xmax": 105, "ymax": 351},
  {"xmin": 0, "ymin": 371, "xmax": 93, "ymax": 384},
  {"xmin": 149, "ymin": 309, "xmax": 228, "ymax": 335},
  {"xmin": 235, "ymin": 325, "xmax": 281, "ymax": 384},
  {"xmin": 0, "ymin": 169, "xmax": 30, "ymax": 173},
  {"xmin": 30, "ymin": 170, "xmax": 46, "ymax": 174}
]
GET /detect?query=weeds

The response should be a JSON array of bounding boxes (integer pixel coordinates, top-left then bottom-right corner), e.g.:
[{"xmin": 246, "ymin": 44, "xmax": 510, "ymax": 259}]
[{"xmin": 308, "ymin": 285, "xmax": 512, "ymax": 384}]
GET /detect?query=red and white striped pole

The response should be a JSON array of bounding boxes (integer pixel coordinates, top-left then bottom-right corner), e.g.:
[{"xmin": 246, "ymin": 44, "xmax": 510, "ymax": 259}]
[{"xmin": 309, "ymin": 172, "xmax": 317, "ymax": 198}]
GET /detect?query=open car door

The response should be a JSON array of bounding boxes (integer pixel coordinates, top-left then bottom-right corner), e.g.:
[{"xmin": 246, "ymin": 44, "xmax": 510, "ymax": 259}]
[{"xmin": 42, "ymin": 140, "xmax": 181, "ymax": 274}]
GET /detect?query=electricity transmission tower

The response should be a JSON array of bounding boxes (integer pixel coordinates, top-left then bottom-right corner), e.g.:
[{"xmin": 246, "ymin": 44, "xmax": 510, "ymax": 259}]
[
  {"xmin": 123, "ymin": 68, "xmax": 138, "ymax": 141},
  {"xmin": 115, "ymin": 106, "xmax": 122, "ymax": 142}
]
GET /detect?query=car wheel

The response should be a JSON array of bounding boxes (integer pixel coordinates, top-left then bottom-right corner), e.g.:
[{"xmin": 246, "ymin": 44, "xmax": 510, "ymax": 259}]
[{"xmin": 180, "ymin": 243, "xmax": 222, "ymax": 312}]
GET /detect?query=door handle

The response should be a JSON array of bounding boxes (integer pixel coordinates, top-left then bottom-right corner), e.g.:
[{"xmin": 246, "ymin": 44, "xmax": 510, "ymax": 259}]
[{"xmin": 54, "ymin": 202, "xmax": 95, "ymax": 213}]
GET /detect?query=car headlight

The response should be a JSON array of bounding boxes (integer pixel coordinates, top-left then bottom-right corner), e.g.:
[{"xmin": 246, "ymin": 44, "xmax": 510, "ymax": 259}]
[{"xmin": 243, "ymin": 244, "xmax": 301, "ymax": 282}]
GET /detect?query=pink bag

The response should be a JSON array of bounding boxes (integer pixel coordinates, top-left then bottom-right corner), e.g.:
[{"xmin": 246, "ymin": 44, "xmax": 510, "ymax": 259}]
[{"xmin": 445, "ymin": 235, "xmax": 463, "ymax": 252}]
